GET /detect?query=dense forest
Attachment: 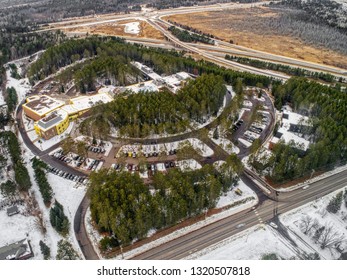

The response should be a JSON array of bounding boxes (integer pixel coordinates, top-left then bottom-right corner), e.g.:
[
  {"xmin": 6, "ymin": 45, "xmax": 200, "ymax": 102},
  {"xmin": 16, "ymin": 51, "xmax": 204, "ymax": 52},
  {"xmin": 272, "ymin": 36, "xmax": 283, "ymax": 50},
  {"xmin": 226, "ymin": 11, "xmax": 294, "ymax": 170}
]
[
  {"xmin": 168, "ymin": 26, "xmax": 214, "ymax": 44},
  {"xmin": 89, "ymin": 156, "xmax": 242, "ymax": 248},
  {"xmin": 275, "ymin": 0, "xmax": 347, "ymax": 33},
  {"xmin": 29, "ymin": 37, "xmax": 272, "ymax": 86},
  {"xmin": 251, "ymin": 77, "xmax": 347, "ymax": 183},
  {"xmin": 225, "ymin": 55, "xmax": 341, "ymax": 83},
  {"xmin": 81, "ymin": 74, "xmax": 226, "ymax": 137}
]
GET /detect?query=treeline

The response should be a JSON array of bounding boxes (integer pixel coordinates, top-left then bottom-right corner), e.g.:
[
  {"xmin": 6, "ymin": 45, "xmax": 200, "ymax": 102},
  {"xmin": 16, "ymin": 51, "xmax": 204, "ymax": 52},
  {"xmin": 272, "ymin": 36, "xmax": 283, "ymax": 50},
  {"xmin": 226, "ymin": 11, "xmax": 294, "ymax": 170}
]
[
  {"xmin": 148, "ymin": 0, "xmax": 257, "ymax": 10},
  {"xmin": 80, "ymin": 74, "xmax": 226, "ymax": 138},
  {"xmin": 32, "ymin": 158, "xmax": 53, "ymax": 204},
  {"xmin": 5, "ymin": 87, "xmax": 18, "ymax": 114},
  {"xmin": 168, "ymin": 26, "xmax": 214, "ymax": 45},
  {"xmin": 29, "ymin": 37, "xmax": 272, "ymax": 88},
  {"xmin": 89, "ymin": 160, "xmax": 240, "ymax": 248},
  {"xmin": 0, "ymin": 131, "xmax": 31, "ymax": 191},
  {"xmin": 168, "ymin": 20, "xmax": 222, "ymax": 41},
  {"xmin": 225, "ymin": 55, "xmax": 338, "ymax": 83},
  {"xmin": 251, "ymin": 77, "xmax": 347, "ymax": 183}
]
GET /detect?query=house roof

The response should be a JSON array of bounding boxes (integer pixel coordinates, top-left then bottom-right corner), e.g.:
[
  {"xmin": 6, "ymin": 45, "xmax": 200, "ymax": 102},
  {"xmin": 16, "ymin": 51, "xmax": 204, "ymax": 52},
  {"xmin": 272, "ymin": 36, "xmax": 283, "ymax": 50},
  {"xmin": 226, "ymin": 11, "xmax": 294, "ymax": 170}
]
[
  {"xmin": 6, "ymin": 205, "xmax": 19, "ymax": 216},
  {"xmin": 0, "ymin": 239, "xmax": 32, "ymax": 260}
]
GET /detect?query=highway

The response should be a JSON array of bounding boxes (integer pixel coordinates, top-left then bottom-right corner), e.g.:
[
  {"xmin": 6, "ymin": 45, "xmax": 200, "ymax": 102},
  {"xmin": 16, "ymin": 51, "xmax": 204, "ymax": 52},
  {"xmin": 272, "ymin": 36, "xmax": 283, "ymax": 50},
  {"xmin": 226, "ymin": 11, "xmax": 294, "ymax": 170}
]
[
  {"xmin": 37, "ymin": 1, "xmax": 347, "ymax": 81},
  {"xmin": 132, "ymin": 169, "xmax": 347, "ymax": 259}
]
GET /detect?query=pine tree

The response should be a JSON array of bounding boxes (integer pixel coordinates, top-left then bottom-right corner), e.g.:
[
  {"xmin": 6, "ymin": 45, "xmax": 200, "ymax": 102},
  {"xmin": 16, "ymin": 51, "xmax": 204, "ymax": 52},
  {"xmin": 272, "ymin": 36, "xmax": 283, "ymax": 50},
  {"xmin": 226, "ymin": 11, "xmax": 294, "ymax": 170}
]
[
  {"xmin": 39, "ymin": 240, "xmax": 51, "ymax": 260},
  {"xmin": 326, "ymin": 191, "xmax": 343, "ymax": 213},
  {"xmin": 56, "ymin": 240, "xmax": 80, "ymax": 260}
]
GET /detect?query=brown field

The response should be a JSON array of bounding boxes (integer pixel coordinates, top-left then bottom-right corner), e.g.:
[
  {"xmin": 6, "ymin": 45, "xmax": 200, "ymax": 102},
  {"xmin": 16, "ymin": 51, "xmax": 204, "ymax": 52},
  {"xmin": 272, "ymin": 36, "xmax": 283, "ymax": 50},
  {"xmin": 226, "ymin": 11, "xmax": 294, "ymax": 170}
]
[
  {"xmin": 65, "ymin": 20, "xmax": 164, "ymax": 40},
  {"xmin": 165, "ymin": 7, "xmax": 347, "ymax": 69}
]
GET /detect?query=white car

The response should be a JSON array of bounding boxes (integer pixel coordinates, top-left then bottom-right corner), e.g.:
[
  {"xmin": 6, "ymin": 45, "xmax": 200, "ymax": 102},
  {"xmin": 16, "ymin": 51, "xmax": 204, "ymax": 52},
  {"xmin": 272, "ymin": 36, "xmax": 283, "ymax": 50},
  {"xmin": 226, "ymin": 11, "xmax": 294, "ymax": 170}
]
[
  {"xmin": 269, "ymin": 222, "xmax": 278, "ymax": 229},
  {"xmin": 236, "ymin": 223, "xmax": 245, "ymax": 229}
]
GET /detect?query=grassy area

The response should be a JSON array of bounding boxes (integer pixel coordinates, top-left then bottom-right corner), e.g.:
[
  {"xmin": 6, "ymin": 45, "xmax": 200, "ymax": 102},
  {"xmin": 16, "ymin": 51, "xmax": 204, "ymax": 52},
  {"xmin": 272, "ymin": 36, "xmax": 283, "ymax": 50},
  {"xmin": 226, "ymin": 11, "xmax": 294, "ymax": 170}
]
[{"xmin": 165, "ymin": 7, "xmax": 347, "ymax": 69}]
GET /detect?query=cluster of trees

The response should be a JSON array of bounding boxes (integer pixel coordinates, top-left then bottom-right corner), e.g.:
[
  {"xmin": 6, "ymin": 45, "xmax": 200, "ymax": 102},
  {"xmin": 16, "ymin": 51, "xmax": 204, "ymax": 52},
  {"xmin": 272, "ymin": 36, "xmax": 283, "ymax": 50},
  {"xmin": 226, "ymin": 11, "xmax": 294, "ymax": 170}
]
[
  {"xmin": 56, "ymin": 240, "xmax": 80, "ymax": 260},
  {"xmin": 167, "ymin": 20, "xmax": 222, "ymax": 41},
  {"xmin": 327, "ymin": 191, "xmax": 344, "ymax": 214},
  {"xmin": 0, "ymin": 131, "xmax": 31, "ymax": 191},
  {"xmin": 225, "ymin": 55, "xmax": 339, "ymax": 83},
  {"xmin": 81, "ymin": 74, "xmax": 226, "ymax": 138},
  {"xmin": 251, "ymin": 77, "xmax": 347, "ymax": 183},
  {"xmin": 168, "ymin": 26, "xmax": 214, "ymax": 45},
  {"xmin": 32, "ymin": 158, "xmax": 53, "ymax": 205},
  {"xmin": 39, "ymin": 240, "xmax": 51, "ymax": 260},
  {"xmin": 5, "ymin": 87, "xmax": 18, "ymax": 114},
  {"xmin": 50, "ymin": 200, "xmax": 69, "ymax": 236},
  {"xmin": 300, "ymin": 216, "xmax": 345, "ymax": 250},
  {"xmin": 0, "ymin": 180, "xmax": 17, "ymax": 198},
  {"xmin": 73, "ymin": 56, "xmax": 139, "ymax": 93},
  {"xmin": 89, "ymin": 159, "xmax": 240, "ymax": 248}
]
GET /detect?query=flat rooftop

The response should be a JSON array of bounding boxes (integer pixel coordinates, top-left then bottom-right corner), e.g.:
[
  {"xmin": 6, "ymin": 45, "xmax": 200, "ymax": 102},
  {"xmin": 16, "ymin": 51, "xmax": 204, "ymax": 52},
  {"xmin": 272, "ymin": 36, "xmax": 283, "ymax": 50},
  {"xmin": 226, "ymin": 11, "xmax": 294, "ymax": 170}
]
[
  {"xmin": 68, "ymin": 92, "xmax": 113, "ymax": 112},
  {"xmin": 24, "ymin": 95, "xmax": 65, "ymax": 116},
  {"xmin": 37, "ymin": 109, "xmax": 68, "ymax": 131},
  {"xmin": 125, "ymin": 81, "xmax": 159, "ymax": 94}
]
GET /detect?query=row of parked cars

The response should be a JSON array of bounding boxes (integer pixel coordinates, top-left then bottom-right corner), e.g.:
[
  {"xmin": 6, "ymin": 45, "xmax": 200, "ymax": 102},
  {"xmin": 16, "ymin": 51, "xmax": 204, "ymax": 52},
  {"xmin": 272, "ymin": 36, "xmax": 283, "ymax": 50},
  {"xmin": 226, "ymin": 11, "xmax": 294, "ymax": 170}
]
[
  {"xmin": 88, "ymin": 145, "xmax": 106, "ymax": 154},
  {"xmin": 232, "ymin": 119, "xmax": 244, "ymax": 131},
  {"xmin": 87, "ymin": 159, "xmax": 103, "ymax": 171},
  {"xmin": 47, "ymin": 166, "xmax": 88, "ymax": 184},
  {"xmin": 52, "ymin": 150, "xmax": 85, "ymax": 168}
]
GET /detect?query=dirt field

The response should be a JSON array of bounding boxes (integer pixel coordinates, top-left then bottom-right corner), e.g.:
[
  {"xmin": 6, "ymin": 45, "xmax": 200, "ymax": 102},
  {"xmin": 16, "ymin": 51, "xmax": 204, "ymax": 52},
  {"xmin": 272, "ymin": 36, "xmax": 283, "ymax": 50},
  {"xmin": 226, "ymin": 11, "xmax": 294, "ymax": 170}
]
[
  {"xmin": 65, "ymin": 20, "xmax": 164, "ymax": 40},
  {"xmin": 165, "ymin": 7, "xmax": 347, "ymax": 69}
]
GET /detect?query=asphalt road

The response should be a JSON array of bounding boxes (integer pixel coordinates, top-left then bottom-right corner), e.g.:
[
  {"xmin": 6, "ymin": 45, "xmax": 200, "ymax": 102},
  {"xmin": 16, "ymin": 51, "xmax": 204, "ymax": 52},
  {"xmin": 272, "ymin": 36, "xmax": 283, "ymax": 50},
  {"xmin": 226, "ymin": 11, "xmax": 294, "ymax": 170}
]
[{"xmin": 132, "ymin": 168, "xmax": 347, "ymax": 259}]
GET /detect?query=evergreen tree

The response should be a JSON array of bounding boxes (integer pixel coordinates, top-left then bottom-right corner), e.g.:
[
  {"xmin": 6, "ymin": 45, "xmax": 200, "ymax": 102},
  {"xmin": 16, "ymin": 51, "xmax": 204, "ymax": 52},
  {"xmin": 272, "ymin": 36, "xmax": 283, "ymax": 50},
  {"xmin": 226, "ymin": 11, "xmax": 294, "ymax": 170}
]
[
  {"xmin": 56, "ymin": 240, "xmax": 80, "ymax": 260},
  {"xmin": 326, "ymin": 191, "xmax": 343, "ymax": 214},
  {"xmin": 50, "ymin": 200, "xmax": 70, "ymax": 235},
  {"xmin": 39, "ymin": 240, "xmax": 51, "ymax": 260}
]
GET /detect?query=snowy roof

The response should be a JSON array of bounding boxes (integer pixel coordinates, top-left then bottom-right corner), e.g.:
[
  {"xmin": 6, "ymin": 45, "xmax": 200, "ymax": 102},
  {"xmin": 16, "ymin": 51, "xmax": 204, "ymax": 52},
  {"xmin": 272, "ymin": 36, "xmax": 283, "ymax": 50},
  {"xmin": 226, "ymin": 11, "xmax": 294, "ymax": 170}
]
[
  {"xmin": 282, "ymin": 109, "xmax": 309, "ymax": 127},
  {"xmin": 272, "ymin": 127, "xmax": 310, "ymax": 150},
  {"xmin": 24, "ymin": 95, "xmax": 65, "ymax": 116},
  {"xmin": 131, "ymin": 61, "xmax": 162, "ymax": 81},
  {"xmin": 0, "ymin": 239, "xmax": 32, "ymax": 260},
  {"xmin": 126, "ymin": 81, "xmax": 159, "ymax": 93},
  {"xmin": 68, "ymin": 92, "xmax": 113, "ymax": 112}
]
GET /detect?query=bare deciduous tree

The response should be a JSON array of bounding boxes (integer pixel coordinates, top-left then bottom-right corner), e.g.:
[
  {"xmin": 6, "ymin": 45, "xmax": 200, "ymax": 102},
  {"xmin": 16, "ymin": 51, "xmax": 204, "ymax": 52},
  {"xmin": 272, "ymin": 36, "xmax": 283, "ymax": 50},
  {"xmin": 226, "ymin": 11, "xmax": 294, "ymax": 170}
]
[
  {"xmin": 300, "ymin": 215, "xmax": 318, "ymax": 235},
  {"xmin": 318, "ymin": 223, "xmax": 345, "ymax": 250}
]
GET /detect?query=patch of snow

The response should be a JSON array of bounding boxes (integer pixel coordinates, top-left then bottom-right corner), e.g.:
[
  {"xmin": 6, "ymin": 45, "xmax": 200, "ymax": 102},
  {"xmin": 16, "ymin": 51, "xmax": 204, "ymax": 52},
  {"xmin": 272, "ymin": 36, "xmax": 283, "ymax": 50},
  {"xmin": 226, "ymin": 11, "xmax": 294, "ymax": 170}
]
[
  {"xmin": 217, "ymin": 179, "xmax": 257, "ymax": 209},
  {"xmin": 123, "ymin": 22, "xmax": 140, "ymax": 35}
]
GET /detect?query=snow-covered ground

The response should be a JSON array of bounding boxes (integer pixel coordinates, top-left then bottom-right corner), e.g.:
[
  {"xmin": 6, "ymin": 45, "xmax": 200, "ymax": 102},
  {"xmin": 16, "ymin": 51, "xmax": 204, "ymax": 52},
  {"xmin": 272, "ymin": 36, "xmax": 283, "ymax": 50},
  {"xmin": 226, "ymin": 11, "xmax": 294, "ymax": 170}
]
[
  {"xmin": 217, "ymin": 179, "xmax": 257, "ymax": 209},
  {"xmin": 209, "ymin": 127, "xmax": 240, "ymax": 155},
  {"xmin": 190, "ymin": 225, "xmax": 296, "ymax": 260},
  {"xmin": 6, "ymin": 73, "xmax": 31, "ymax": 104},
  {"xmin": 0, "ymin": 131, "xmax": 85, "ymax": 260},
  {"xmin": 177, "ymin": 159, "xmax": 202, "ymax": 171},
  {"xmin": 280, "ymin": 186, "xmax": 347, "ymax": 260},
  {"xmin": 123, "ymin": 22, "xmax": 140, "ymax": 35}
]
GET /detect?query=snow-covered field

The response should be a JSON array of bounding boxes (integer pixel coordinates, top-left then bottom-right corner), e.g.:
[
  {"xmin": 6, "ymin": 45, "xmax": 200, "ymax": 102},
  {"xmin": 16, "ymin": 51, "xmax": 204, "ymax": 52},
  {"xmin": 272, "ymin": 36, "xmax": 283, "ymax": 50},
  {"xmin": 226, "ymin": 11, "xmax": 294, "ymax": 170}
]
[
  {"xmin": 280, "ymin": 187, "xmax": 347, "ymax": 260},
  {"xmin": 123, "ymin": 22, "xmax": 140, "ymax": 35},
  {"xmin": 191, "ymin": 225, "xmax": 296, "ymax": 260}
]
